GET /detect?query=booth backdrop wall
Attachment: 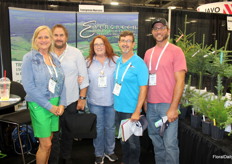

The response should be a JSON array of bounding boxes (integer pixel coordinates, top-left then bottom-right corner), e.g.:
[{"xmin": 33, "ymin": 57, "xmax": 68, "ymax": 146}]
[{"xmin": 0, "ymin": 0, "xmax": 232, "ymax": 79}]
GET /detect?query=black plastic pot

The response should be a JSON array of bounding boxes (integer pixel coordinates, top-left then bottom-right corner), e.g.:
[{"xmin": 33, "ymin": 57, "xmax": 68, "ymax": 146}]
[
  {"xmin": 202, "ymin": 120, "xmax": 211, "ymax": 135},
  {"xmin": 179, "ymin": 106, "xmax": 188, "ymax": 120},
  {"xmin": 211, "ymin": 125, "xmax": 225, "ymax": 140},
  {"xmin": 190, "ymin": 114, "xmax": 202, "ymax": 129}
]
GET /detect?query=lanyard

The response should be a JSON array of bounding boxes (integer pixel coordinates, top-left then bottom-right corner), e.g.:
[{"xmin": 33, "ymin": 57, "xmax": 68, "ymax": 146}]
[
  {"xmin": 100, "ymin": 64, "xmax": 106, "ymax": 75},
  {"xmin": 115, "ymin": 62, "xmax": 131, "ymax": 83},
  {"xmin": 44, "ymin": 56, "xmax": 58, "ymax": 78},
  {"xmin": 149, "ymin": 42, "xmax": 169, "ymax": 72}
]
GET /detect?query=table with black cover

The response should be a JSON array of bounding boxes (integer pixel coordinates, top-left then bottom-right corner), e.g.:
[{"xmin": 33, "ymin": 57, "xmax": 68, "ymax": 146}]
[
  {"xmin": 179, "ymin": 119, "xmax": 232, "ymax": 164},
  {"xmin": 0, "ymin": 94, "xmax": 21, "ymax": 114}
]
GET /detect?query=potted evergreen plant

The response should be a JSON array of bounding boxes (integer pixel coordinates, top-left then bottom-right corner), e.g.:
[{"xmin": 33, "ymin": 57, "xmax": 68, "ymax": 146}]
[
  {"xmin": 180, "ymin": 75, "xmax": 195, "ymax": 119},
  {"xmin": 189, "ymin": 90, "xmax": 208, "ymax": 129},
  {"xmin": 208, "ymin": 98, "xmax": 228, "ymax": 140},
  {"xmin": 207, "ymin": 75, "xmax": 229, "ymax": 140},
  {"xmin": 196, "ymin": 95, "xmax": 212, "ymax": 135}
]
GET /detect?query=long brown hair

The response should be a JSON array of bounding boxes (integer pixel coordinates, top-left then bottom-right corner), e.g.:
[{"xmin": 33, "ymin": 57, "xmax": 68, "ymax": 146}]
[{"xmin": 87, "ymin": 35, "xmax": 117, "ymax": 67}]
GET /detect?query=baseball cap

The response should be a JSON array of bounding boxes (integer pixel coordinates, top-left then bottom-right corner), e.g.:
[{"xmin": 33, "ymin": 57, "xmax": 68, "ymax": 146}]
[{"xmin": 151, "ymin": 18, "xmax": 168, "ymax": 28}]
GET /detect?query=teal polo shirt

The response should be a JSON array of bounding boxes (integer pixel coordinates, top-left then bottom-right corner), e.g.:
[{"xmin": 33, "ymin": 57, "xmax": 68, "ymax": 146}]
[{"xmin": 114, "ymin": 54, "xmax": 149, "ymax": 113}]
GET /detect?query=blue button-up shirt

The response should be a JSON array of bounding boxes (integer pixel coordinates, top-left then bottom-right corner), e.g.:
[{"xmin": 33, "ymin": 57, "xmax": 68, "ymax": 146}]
[
  {"xmin": 22, "ymin": 50, "xmax": 66, "ymax": 110},
  {"xmin": 87, "ymin": 56, "xmax": 118, "ymax": 106}
]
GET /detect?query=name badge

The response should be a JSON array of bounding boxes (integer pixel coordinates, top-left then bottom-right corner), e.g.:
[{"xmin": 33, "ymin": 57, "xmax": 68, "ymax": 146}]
[
  {"xmin": 49, "ymin": 78, "xmax": 57, "ymax": 94},
  {"xmin": 98, "ymin": 76, "xmax": 107, "ymax": 88},
  {"xmin": 113, "ymin": 83, "xmax": 122, "ymax": 96},
  {"xmin": 149, "ymin": 74, "xmax": 156, "ymax": 86}
]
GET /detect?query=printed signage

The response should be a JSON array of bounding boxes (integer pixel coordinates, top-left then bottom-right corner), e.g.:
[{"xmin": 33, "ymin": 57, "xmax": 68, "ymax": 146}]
[
  {"xmin": 79, "ymin": 5, "xmax": 104, "ymax": 12},
  {"xmin": 197, "ymin": 2, "xmax": 232, "ymax": 14},
  {"xmin": 227, "ymin": 16, "xmax": 232, "ymax": 31}
]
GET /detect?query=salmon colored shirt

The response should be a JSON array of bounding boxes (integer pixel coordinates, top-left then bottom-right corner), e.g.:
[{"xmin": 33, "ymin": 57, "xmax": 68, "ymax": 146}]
[{"xmin": 144, "ymin": 43, "xmax": 187, "ymax": 104}]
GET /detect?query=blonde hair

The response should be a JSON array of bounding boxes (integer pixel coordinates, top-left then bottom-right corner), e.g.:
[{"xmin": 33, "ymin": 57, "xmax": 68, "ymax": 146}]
[{"xmin": 31, "ymin": 25, "xmax": 53, "ymax": 52}]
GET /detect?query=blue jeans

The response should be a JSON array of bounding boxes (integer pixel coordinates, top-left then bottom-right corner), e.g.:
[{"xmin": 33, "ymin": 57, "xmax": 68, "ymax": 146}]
[
  {"xmin": 115, "ymin": 112, "xmax": 140, "ymax": 164},
  {"xmin": 88, "ymin": 103, "xmax": 116, "ymax": 157},
  {"xmin": 147, "ymin": 103, "xmax": 179, "ymax": 164}
]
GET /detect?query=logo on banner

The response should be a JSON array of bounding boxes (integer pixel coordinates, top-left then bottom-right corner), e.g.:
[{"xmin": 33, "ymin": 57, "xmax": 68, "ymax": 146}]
[{"xmin": 197, "ymin": 2, "xmax": 232, "ymax": 14}]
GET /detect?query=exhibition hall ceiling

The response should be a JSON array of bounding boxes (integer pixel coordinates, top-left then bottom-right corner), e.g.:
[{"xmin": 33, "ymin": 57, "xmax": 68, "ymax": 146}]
[{"xmin": 51, "ymin": 0, "xmax": 225, "ymax": 10}]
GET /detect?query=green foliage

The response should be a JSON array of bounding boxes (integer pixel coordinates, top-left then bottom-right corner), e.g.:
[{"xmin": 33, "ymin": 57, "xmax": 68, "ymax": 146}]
[
  {"xmin": 173, "ymin": 15, "xmax": 232, "ymax": 133},
  {"xmin": 174, "ymin": 15, "xmax": 232, "ymax": 79},
  {"xmin": 224, "ymin": 105, "xmax": 232, "ymax": 135},
  {"xmin": 207, "ymin": 48, "xmax": 232, "ymax": 78},
  {"xmin": 189, "ymin": 90, "xmax": 209, "ymax": 115},
  {"xmin": 207, "ymin": 98, "xmax": 228, "ymax": 128},
  {"xmin": 181, "ymin": 75, "xmax": 196, "ymax": 107},
  {"xmin": 215, "ymin": 74, "xmax": 224, "ymax": 99}
]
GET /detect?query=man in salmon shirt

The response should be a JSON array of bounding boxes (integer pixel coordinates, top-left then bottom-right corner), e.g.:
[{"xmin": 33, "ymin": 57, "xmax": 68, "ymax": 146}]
[{"xmin": 144, "ymin": 18, "xmax": 187, "ymax": 164}]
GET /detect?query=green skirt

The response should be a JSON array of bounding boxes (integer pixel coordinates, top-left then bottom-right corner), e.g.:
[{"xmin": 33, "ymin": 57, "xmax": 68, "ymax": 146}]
[{"xmin": 28, "ymin": 97, "xmax": 60, "ymax": 138}]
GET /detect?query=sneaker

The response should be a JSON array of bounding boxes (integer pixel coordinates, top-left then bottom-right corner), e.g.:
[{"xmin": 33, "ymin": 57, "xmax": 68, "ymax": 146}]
[
  {"xmin": 95, "ymin": 156, "xmax": 104, "ymax": 164},
  {"xmin": 104, "ymin": 153, "xmax": 118, "ymax": 162}
]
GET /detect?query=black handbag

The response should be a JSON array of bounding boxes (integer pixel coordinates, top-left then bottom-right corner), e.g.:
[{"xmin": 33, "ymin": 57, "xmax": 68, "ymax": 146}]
[{"xmin": 64, "ymin": 110, "xmax": 97, "ymax": 139}]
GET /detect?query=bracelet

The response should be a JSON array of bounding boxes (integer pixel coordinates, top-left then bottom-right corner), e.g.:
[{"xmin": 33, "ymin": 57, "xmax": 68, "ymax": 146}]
[{"xmin": 79, "ymin": 96, "xmax": 87, "ymax": 100}]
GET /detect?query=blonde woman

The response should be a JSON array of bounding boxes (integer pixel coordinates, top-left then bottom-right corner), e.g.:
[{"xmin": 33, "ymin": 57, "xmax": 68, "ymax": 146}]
[{"xmin": 22, "ymin": 25, "xmax": 66, "ymax": 164}]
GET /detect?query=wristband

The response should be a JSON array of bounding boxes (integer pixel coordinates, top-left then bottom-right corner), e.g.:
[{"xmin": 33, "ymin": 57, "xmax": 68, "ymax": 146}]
[{"xmin": 79, "ymin": 96, "xmax": 87, "ymax": 100}]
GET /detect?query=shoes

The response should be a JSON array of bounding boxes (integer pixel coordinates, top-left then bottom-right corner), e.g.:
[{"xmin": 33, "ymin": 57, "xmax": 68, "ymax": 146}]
[
  {"xmin": 95, "ymin": 156, "xmax": 104, "ymax": 164},
  {"xmin": 104, "ymin": 153, "xmax": 118, "ymax": 162}
]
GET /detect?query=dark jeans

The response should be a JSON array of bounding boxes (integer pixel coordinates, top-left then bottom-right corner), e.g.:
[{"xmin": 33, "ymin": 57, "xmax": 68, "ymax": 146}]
[
  {"xmin": 49, "ymin": 101, "xmax": 77, "ymax": 163},
  {"xmin": 115, "ymin": 111, "xmax": 140, "ymax": 164}
]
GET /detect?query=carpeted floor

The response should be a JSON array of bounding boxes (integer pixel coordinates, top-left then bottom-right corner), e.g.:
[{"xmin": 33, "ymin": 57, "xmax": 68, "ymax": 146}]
[{"xmin": 0, "ymin": 131, "xmax": 155, "ymax": 164}]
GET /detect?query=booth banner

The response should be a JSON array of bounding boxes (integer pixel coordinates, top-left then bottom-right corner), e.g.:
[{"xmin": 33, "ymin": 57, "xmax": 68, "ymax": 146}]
[
  {"xmin": 9, "ymin": 7, "xmax": 138, "ymax": 82},
  {"xmin": 197, "ymin": 2, "xmax": 232, "ymax": 14},
  {"xmin": 227, "ymin": 16, "xmax": 232, "ymax": 31}
]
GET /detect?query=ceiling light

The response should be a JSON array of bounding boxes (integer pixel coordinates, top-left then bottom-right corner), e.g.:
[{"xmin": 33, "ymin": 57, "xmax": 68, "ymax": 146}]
[
  {"xmin": 111, "ymin": 2, "xmax": 119, "ymax": 5},
  {"xmin": 190, "ymin": 20, "xmax": 197, "ymax": 23},
  {"xmin": 49, "ymin": 5, "xmax": 58, "ymax": 8},
  {"xmin": 168, "ymin": 6, "xmax": 176, "ymax": 9}
]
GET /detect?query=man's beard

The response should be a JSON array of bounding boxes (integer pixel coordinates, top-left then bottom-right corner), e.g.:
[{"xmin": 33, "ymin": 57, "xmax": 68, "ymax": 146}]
[
  {"xmin": 156, "ymin": 33, "xmax": 169, "ymax": 42},
  {"xmin": 54, "ymin": 41, "xmax": 65, "ymax": 49}
]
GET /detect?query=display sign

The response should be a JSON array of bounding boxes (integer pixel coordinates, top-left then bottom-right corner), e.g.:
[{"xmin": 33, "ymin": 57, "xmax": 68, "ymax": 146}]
[
  {"xmin": 79, "ymin": 5, "xmax": 104, "ymax": 12},
  {"xmin": 227, "ymin": 16, "xmax": 232, "ymax": 31},
  {"xmin": 197, "ymin": 2, "xmax": 232, "ymax": 14}
]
